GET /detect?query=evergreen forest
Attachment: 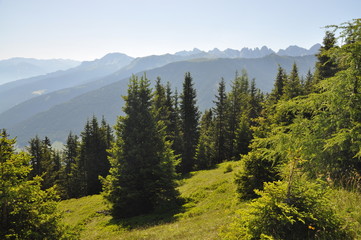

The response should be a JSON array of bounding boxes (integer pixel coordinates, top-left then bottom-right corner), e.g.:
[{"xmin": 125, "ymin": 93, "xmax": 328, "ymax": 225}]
[{"xmin": 1, "ymin": 19, "xmax": 361, "ymax": 239}]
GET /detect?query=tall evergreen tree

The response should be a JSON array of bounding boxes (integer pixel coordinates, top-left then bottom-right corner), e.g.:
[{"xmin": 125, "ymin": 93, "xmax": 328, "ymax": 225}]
[
  {"xmin": 303, "ymin": 69, "xmax": 314, "ymax": 94},
  {"xmin": 153, "ymin": 77, "xmax": 168, "ymax": 123},
  {"xmin": 179, "ymin": 72, "xmax": 200, "ymax": 173},
  {"xmin": 103, "ymin": 75, "xmax": 178, "ymax": 218},
  {"xmin": 27, "ymin": 136, "xmax": 58, "ymax": 190},
  {"xmin": 169, "ymin": 87, "xmax": 183, "ymax": 157},
  {"xmin": 227, "ymin": 70, "xmax": 250, "ymax": 160},
  {"xmin": 61, "ymin": 132, "xmax": 81, "ymax": 199},
  {"xmin": 213, "ymin": 78, "xmax": 228, "ymax": 163},
  {"xmin": 249, "ymin": 78, "xmax": 263, "ymax": 120},
  {"xmin": 79, "ymin": 116, "xmax": 112, "ymax": 196},
  {"xmin": 270, "ymin": 65, "xmax": 287, "ymax": 102},
  {"xmin": 283, "ymin": 63, "xmax": 303, "ymax": 99},
  {"xmin": 195, "ymin": 109, "xmax": 216, "ymax": 169},
  {"xmin": 314, "ymin": 31, "xmax": 339, "ymax": 83}
]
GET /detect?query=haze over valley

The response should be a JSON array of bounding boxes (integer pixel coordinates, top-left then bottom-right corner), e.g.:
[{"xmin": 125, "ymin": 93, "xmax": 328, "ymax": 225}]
[{"xmin": 1, "ymin": 45, "xmax": 318, "ymax": 145}]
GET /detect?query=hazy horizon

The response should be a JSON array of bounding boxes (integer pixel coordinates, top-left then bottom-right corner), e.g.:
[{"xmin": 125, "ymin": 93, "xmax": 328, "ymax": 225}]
[{"xmin": 0, "ymin": 0, "xmax": 360, "ymax": 61}]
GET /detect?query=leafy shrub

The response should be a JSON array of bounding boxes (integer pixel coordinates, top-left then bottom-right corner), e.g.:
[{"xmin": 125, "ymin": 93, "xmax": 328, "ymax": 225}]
[
  {"xmin": 221, "ymin": 179, "xmax": 354, "ymax": 240},
  {"xmin": 235, "ymin": 150, "xmax": 280, "ymax": 200}
]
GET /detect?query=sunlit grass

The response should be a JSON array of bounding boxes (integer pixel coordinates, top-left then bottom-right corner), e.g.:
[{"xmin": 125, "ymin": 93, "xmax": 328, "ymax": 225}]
[
  {"xmin": 58, "ymin": 161, "xmax": 361, "ymax": 239},
  {"xmin": 58, "ymin": 161, "xmax": 243, "ymax": 239}
]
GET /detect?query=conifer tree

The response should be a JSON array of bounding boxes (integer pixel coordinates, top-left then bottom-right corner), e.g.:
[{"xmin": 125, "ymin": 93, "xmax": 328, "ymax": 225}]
[
  {"xmin": 314, "ymin": 31, "xmax": 339, "ymax": 83},
  {"xmin": 103, "ymin": 75, "xmax": 178, "ymax": 218},
  {"xmin": 283, "ymin": 63, "xmax": 303, "ymax": 99},
  {"xmin": 153, "ymin": 77, "xmax": 168, "ymax": 123},
  {"xmin": 227, "ymin": 70, "xmax": 250, "ymax": 160},
  {"xmin": 213, "ymin": 78, "xmax": 228, "ymax": 163},
  {"xmin": 195, "ymin": 109, "xmax": 216, "ymax": 169},
  {"xmin": 61, "ymin": 132, "xmax": 81, "ymax": 199},
  {"xmin": 303, "ymin": 70, "xmax": 314, "ymax": 94},
  {"xmin": 27, "ymin": 136, "xmax": 58, "ymax": 190},
  {"xmin": 79, "ymin": 116, "xmax": 112, "ymax": 196},
  {"xmin": 249, "ymin": 78, "xmax": 263, "ymax": 120},
  {"xmin": 0, "ymin": 130, "xmax": 73, "ymax": 239},
  {"xmin": 168, "ymin": 87, "xmax": 183, "ymax": 157},
  {"xmin": 234, "ymin": 111, "xmax": 252, "ymax": 156},
  {"xmin": 270, "ymin": 65, "xmax": 287, "ymax": 102},
  {"xmin": 179, "ymin": 72, "xmax": 200, "ymax": 173}
]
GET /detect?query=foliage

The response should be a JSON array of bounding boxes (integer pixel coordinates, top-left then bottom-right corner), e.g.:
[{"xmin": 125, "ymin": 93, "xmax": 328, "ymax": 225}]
[
  {"xmin": 235, "ymin": 148, "xmax": 281, "ymax": 200},
  {"xmin": 213, "ymin": 78, "xmax": 228, "ymax": 163},
  {"xmin": 195, "ymin": 109, "xmax": 216, "ymax": 170},
  {"xmin": 283, "ymin": 63, "xmax": 303, "ymax": 99},
  {"xmin": 59, "ymin": 162, "xmax": 241, "ymax": 240},
  {"xmin": 58, "ymin": 132, "xmax": 82, "ymax": 199},
  {"xmin": 179, "ymin": 72, "xmax": 200, "ymax": 173},
  {"xmin": 78, "ymin": 116, "xmax": 113, "ymax": 196},
  {"xmin": 102, "ymin": 75, "xmax": 179, "ymax": 219},
  {"xmin": 27, "ymin": 135, "xmax": 60, "ymax": 190},
  {"xmin": 0, "ymin": 130, "xmax": 76, "ymax": 239},
  {"xmin": 221, "ymin": 178, "xmax": 354, "ymax": 240}
]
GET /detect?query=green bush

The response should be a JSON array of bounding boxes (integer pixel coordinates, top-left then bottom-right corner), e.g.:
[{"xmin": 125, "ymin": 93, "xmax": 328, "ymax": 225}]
[
  {"xmin": 235, "ymin": 150, "xmax": 280, "ymax": 200},
  {"xmin": 221, "ymin": 179, "xmax": 354, "ymax": 240}
]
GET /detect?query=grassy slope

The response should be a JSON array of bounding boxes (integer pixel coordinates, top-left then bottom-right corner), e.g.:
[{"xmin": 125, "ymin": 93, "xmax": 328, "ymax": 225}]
[
  {"xmin": 58, "ymin": 161, "xmax": 244, "ymax": 240},
  {"xmin": 59, "ymin": 161, "xmax": 361, "ymax": 239}
]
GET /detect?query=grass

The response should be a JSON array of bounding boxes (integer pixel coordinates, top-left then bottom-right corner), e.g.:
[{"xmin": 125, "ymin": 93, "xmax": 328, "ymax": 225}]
[
  {"xmin": 58, "ymin": 161, "xmax": 361, "ymax": 239},
  {"xmin": 58, "ymin": 161, "xmax": 243, "ymax": 240},
  {"xmin": 329, "ymin": 188, "xmax": 361, "ymax": 237}
]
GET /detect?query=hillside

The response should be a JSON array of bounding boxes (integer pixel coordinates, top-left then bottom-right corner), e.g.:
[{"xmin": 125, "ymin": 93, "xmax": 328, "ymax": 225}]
[
  {"xmin": 58, "ymin": 161, "xmax": 361, "ymax": 239},
  {"xmin": 4, "ymin": 54, "xmax": 316, "ymax": 146},
  {"xmin": 0, "ymin": 53, "xmax": 134, "ymax": 114},
  {"xmin": 58, "ymin": 162, "xmax": 242, "ymax": 240},
  {"xmin": 0, "ymin": 58, "xmax": 80, "ymax": 85}
]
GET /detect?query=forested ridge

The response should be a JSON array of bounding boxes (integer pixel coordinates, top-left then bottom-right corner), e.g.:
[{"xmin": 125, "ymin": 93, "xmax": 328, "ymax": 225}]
[{"xmin": 1, "ymin": 19, "xmax": 361, "ymax": 239}]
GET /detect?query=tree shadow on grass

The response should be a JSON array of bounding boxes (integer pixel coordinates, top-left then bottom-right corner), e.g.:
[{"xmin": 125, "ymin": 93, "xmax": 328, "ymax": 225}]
[{"xmin": 104, "ymin": 197, "xmax": 187, "ymax": 230}]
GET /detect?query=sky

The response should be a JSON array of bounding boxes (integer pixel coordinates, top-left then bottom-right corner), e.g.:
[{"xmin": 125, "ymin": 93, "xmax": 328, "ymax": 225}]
[{"xmin": 0, "ymin": 0, "xmax": 360, "ymax": 61}]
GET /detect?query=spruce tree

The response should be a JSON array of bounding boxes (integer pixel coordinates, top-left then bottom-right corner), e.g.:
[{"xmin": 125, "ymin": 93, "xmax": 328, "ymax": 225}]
[
  {"xmin": 61, "ymin": 132, "xmax": 81, "ymax": 198},
  {"xmin": 179, "ymin": 72, "xmax": 200, "ymax": 173},
  {"xmin": 27, "ymin": 136, "xmax": 58, "ymax": 190},
  {"xmin": 314, "ymin": 31, "xmax": 339, "ymax": 83},
  {"xmin": 168, "ymin": 87, "xmax": 183, "ymax": 157},
  {"xmin": 103, "ymin": 75, "xmax": 178, "ymax": 218},
  {"xmin": 153, "ymin": 77, "xmax": 168, "ymax": 123},
  {"xmin": 195, "ymin": 109, "xmax": 216, "ymax": 169},
  {"xmin": 213, "ymin": 78, "xmax": 228, "ymax": 163},
  {"xmin": 270, "ymin": 65, "xmax": 287, "ymax": 102},
  {"xmin": 227, "ymin": 70, "xmax": 250, "ymax": 160},
  {"xmin": 79, "ymin": 116, "xmax": 112, "ymax": 196},
  {"xmin": 283, "ymin": 63, "xmax": 303, "ymax": 99},
  {"xmin": 303, "ymin": 70, "xmax": 314, "ymax": 94}
]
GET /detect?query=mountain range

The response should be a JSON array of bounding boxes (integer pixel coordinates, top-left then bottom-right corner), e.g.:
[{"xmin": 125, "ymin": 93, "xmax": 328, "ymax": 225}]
[
  {"xmin": 175, "ymin": 44, "xmax": 321, "ymax": 59},
  {"xmin": 0, "ymin": 44, "xmax": 320, "ymax": 146},
  {"xmin": 0, "ymin": 58, "xmax": 80, "ymax": 85}
]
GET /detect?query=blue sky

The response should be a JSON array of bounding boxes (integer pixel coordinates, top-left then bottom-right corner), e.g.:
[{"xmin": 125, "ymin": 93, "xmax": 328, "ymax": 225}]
[{"xmin": 0, "ymin": 0, "xmax": 359, "ymax": 61}]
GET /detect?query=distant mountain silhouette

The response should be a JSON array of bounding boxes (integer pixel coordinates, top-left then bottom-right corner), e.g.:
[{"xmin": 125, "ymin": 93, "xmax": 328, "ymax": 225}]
[
  {"xmin": 2, "ymin": 54, "xmax": 317, "ymax": 146},
  {"xmin": 277, "ymin": 44, "xmax": 321, "ymax": 56},
  {"xmin": 0, "ymin": 58, "xmax": 80, "ymax": 85},
  {"xmin": 174, "ymin": 44, "xmax": 320, "ymax": 59},
  {"xmin": 0, "ymin": 53, "xmax": 134, "ymax": 113}
]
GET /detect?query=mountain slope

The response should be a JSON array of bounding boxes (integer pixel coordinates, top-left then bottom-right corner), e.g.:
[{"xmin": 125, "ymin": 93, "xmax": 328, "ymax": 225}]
[
  {"xmin": 58, "ymin": 161, "xmax": 242, "ymax": 240},
  {"xmin": 277, "ymin": 44, "xmax": 322, "ymax": 56},
  {"xmin": 0, "ymin": 58, "xmax": 80, "ymax": 85},
  {"xmin": 0, "ymin": 53, "xmax": 204, "ymax": 127},
  {"xmin": 6, "ymin": 54, "xmax": 316, "ymax": 146},
  {"xmin": 0, "ymin": 53, "xmax": 134, "ymax": 113},
  {"xmin": 175, "ymin": 44, "xmax": 320, "ymax": 59}
]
